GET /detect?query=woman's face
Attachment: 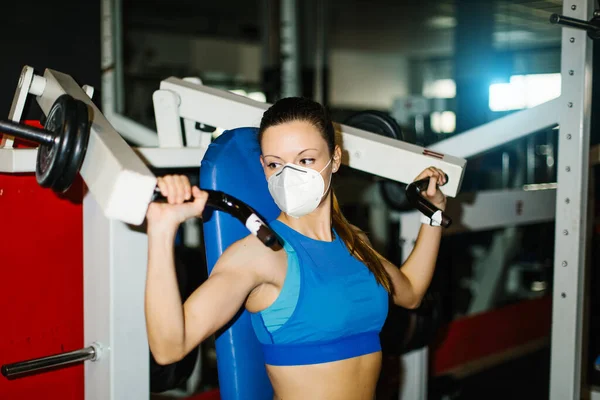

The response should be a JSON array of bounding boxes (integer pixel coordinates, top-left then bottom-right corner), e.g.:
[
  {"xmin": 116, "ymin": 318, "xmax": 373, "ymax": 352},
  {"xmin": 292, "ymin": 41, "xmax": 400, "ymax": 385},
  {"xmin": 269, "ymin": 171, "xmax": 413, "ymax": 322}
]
[{"xmin": 260, "ymin": 120, "xmax": 340, "ymax": 180}]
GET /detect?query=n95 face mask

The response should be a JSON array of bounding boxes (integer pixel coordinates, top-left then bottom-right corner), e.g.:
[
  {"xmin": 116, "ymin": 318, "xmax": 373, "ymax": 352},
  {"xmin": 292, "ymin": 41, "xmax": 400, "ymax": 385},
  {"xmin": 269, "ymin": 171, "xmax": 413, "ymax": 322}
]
[{"xmin": 267, "ymin": 159, "xmax": 332, "ymax": 218}]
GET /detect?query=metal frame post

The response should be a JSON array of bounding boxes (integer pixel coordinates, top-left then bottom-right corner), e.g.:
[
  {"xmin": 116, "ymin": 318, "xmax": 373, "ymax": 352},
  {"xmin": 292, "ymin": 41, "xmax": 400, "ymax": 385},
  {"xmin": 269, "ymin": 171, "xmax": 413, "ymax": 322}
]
[
  {"xmin": 550, "ymin": 0, "xmax": 594, "ymax": 398},
  {"xmin": 280, "ymin": 0, "xmax": 300, "ymax": 97},
  {"xmin": 83, "ymin": 195, "xmax": 150, "ymax": 400},
  {"xmin": 101, "ymin": 0, "xmax": 158, "ymax": 147}
]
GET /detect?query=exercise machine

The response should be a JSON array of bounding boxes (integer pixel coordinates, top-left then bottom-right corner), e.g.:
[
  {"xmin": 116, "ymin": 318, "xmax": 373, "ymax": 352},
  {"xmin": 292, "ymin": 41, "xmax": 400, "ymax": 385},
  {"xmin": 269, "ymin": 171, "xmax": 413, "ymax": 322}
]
[{"xmin": 0, "ymin": 59, "xmax": 466, "ymax": 399}]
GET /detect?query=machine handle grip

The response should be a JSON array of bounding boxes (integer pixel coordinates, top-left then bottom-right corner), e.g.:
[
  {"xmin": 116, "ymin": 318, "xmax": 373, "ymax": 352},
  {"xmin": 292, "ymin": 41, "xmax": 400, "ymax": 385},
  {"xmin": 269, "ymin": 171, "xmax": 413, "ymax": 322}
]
[
  {"xmin": 405, "ymin": 175, "xmax": 452, "ymax": 228},
  {"xmin": 1, "ymin": 343, "xmax": 101, "ymax": 379},
  {"xmin": 550, "ymin": 13, "xmax": 600, "ymax": 32},
  {"xmin": 152, "ymin": 188, "xmax": 282, "ymax": 249}
]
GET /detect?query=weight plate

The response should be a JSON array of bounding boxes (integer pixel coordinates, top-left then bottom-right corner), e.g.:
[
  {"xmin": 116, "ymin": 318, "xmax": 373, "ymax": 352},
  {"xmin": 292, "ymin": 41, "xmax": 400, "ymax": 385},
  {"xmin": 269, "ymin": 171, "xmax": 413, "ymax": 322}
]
[
  {"xmin": 52, "ymin": 99, "xmax": 91, "ymax": 193},
  {"xmin": 380, "ymin": 180, "xmax": 413, "ymax": 211},
  {"xmin": 36, "ymin": 95, "xmax": 77, "ymax": 188},
  {"xmin": 343, "ymin": 111, "xmax": 413, "ymax": 211},
  {"xmin": 344, "ymin": 110, "xmax": 402, "ymax": 140}
]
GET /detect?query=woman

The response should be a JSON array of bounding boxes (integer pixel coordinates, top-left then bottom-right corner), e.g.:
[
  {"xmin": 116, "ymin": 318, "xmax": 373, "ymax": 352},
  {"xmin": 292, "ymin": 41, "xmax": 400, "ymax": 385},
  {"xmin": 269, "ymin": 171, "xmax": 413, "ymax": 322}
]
[{"xmin": 145, "ymin": 97, "xmax": 447, "ymax": 400}]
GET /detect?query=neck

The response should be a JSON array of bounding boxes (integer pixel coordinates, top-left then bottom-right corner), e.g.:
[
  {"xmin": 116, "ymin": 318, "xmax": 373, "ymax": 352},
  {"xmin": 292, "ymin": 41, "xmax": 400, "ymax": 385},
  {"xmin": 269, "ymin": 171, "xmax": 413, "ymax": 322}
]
[{"xmin": 279, "ymin": 193, "xmax": 334, "ymax": 241}]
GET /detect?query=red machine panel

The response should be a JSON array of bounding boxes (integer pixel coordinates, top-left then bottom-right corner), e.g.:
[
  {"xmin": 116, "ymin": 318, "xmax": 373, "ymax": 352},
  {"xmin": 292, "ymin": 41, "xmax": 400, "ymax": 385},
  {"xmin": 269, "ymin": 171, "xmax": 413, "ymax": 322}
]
[{"xmin": 0, "ymin": 173, "xmax": 84, "ymax": 400}]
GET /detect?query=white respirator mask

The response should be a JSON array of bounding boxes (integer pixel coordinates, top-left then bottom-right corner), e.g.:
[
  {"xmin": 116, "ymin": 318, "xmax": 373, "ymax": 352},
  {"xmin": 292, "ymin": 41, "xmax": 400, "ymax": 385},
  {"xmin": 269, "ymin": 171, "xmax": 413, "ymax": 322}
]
[{"xmin": 267, "ymin": 159, "xmax": 333, "ymax": 218}]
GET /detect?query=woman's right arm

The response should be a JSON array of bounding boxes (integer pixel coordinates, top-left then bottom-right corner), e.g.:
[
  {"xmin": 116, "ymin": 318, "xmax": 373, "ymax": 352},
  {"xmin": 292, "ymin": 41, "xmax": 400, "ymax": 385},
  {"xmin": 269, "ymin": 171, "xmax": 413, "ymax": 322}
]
[
  {"xmin": 145, "ymin": 227, "xmax": 262, "ymax": 365},
  {"xmin": 144, "ymin": 175, "xmax": 267, "ymax": 365}
]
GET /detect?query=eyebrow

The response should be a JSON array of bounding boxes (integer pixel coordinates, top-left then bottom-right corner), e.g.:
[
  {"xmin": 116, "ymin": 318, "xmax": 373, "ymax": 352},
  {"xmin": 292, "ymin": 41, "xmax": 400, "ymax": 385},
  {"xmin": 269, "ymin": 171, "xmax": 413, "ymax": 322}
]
[{"xmin": 263, "ymin": 148, "xmax": 319, "ymax": 159}]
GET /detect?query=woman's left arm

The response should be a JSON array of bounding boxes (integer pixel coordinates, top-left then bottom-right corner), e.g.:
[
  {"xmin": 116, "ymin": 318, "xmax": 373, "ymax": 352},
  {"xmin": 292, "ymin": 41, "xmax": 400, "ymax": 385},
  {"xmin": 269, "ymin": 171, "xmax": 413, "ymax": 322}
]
[
  {"xmin": 358, "ymin": 167, "xmax": 447, "ymax": 309},
  {"xmin": 382, "ymin": 223, "xmax": 442, "ymax": 309}
]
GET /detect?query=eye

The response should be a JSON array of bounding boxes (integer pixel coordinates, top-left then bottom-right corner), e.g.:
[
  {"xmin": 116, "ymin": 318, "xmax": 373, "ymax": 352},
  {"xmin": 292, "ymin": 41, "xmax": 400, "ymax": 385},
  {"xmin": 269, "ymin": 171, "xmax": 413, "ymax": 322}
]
[
  {"xmin": 300, "ymin": 158, "xmax": 315, "ymax": 166},
  {"xmin": 267, "ymin": 162, "xmax": 281, "ymax": 169}
]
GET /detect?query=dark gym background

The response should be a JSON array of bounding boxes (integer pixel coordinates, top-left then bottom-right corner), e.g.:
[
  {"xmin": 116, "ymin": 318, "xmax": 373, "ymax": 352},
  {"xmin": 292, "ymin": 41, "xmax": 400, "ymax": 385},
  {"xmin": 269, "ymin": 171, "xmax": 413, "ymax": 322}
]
[{"xmin": 0, "ymin": 3, "xmax": 101, "ymax": 120}]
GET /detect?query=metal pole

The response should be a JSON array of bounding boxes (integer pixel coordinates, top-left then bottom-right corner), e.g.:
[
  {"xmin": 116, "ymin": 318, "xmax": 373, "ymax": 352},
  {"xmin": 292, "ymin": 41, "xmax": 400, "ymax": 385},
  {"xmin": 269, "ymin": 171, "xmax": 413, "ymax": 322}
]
[
  {"xmin": 260, "ymin": 0, "xmax": 281, "ymax": 102},
  {"xmin": 113, "ymin": 0, "xmax": 125, "ymax": 114},
  {"xmin": 1, "ymin": 345, "xmax": 100, "ymax": 379},
  {"xmin": 550, "ymin": 0, "xmax": 594, "ymax": 398},
  {"xmin": 280, "ymin": 0, "xmax": 300, "ymax": 98}
]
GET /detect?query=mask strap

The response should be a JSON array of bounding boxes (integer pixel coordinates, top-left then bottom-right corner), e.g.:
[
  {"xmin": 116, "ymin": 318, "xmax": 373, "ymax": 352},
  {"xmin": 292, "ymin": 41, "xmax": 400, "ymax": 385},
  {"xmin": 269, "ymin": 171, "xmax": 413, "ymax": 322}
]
[
  {"xmin": 321, "ymin": 158, "xmax": 334, "ymax": 195},
  {"xmin": 319, "ymin": 158, "xmax": 333, "ymax": 174}
]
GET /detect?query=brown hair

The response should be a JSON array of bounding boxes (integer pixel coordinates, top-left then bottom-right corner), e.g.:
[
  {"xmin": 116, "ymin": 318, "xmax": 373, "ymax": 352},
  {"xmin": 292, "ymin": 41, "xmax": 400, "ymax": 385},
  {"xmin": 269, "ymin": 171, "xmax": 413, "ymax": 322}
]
[{"xmin": 258, "ymin": 97, "xmax": 393, "ymax": 293}]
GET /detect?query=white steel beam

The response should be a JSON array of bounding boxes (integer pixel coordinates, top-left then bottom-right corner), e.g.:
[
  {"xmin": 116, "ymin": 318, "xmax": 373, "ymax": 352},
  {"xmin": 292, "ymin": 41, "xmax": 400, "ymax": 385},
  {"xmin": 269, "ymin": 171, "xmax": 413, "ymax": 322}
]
[
  {"xmin": 158, "ymin": 77, "xmax": 467, "ymax": 198},
  {"xmin": 550, "ymin": 0, "xmax": 594, "ymax": 398},
  {"xmin": 443, "ymin": 186, "xmax": 556, "ymax": 234},
  {"xmin": 83, "ymin": 192, "xmax": 150, "ymax": 400},
  {"xmin": 0, "ymin": 148, "xmax": 37, "ymax": 173},
  {"xmin": 134, "ymin": 147, "xmax": 206, "ymax": 168},
  {"xmin": 395, "ymin": 186, "xmax": 557, "ymax": 237},
  {"xmin": 427, "ymin": 99, "xmax": 561, "ymax": 159}
]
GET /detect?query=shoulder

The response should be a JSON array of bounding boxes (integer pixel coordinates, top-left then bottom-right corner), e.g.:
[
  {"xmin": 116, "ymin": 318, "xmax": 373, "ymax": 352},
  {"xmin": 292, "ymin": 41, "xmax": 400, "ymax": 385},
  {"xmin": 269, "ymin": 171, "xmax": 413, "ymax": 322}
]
[{"xmin": 213, "ymin": 233, "xmax": 286, "ymax": 282}]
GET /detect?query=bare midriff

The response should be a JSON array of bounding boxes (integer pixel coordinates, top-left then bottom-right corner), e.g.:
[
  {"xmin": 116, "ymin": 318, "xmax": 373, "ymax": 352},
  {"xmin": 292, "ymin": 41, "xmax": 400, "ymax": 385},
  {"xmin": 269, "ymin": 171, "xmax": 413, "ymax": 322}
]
[{"xmin": 265, "ymin": 351, "xmax": 382, "ymax": 400}]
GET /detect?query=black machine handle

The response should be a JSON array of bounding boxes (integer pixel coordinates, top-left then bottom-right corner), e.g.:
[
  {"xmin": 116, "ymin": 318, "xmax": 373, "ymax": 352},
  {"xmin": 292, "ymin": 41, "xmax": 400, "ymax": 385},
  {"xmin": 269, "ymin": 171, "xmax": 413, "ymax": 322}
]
[
  {"xmin": 152, "ymin": 188, "xmax": 281, "ymax": 249},
  {"xmin": 1, "ymin": 344, "xmax": 100, "ymax": 379},
  {"xmin": 405, "ymin": 176, "xmax": 452, "ymax": 228},
  {"xmin": 550, "ymin": 12, "xmax": 600, "ymax": 40}
]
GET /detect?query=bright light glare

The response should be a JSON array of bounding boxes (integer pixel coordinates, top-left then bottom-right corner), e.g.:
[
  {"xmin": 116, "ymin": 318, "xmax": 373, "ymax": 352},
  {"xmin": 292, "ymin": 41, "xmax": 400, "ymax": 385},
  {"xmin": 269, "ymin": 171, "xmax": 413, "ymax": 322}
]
[
  {"xmin": 423, "ymin": 79, "xmax": 456, "ymax": 99},
  {"xmin": 247, "ymin": 92, "xmax": 267, "ymax": 102},
  {"xmin": 489, "ymin": 73, "xmax": 561, "ymax": 112},
  {"xmin": 431, "ymin": 111, "xmax": 456, "ymax": 133},
  {"xmin": 229, "ymin": 89, "xmax": 267, "ymax": 103},
  {"xmin": 229, "ymin": 89, "xmax": 247, "ymax": 96}
]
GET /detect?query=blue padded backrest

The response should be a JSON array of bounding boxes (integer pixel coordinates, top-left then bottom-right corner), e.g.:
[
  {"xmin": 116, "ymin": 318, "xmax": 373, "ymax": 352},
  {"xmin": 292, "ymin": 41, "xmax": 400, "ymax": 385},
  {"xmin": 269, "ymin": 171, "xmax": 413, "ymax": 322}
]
[{"xmin": 199, "ymin": 127, "xmax": 280, "ymax": 400}]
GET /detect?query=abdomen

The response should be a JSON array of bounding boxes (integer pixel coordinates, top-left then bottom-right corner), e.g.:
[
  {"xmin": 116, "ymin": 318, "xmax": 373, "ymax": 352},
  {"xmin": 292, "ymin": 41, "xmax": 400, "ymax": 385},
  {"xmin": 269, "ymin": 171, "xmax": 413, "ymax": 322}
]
[{"xmin": 266, "ymin": 351, "xmax": 382, "ymax": 400}]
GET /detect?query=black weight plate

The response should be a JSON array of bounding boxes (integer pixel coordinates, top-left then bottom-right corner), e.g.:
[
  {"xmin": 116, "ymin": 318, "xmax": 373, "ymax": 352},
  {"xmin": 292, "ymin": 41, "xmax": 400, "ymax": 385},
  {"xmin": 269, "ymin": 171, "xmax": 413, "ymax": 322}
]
[
  {"xmin": 36, "ymin": 95, "xmax": 77, "ymax": 188},
  {"xmin": 344, "ymin": 110, "xmax": 402, "ymax": 140},
  {"xmin": 53, "ymin": 99, "xmax": 91, "ymax": 193},
  {"xmin": 380, "ymin": 181, "xmax": 413, "ymax": 211},
  {"xmin": 343, "ymin": 111, "xmax": 413, "ymax": 211}
]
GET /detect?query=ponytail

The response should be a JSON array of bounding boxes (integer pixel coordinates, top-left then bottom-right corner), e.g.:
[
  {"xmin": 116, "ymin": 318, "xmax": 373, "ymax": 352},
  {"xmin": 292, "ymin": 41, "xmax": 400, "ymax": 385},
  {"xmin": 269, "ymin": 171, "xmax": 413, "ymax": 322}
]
[{"xmin": 331, "ymin": 192, "xmax": 393, "ymax": 294}]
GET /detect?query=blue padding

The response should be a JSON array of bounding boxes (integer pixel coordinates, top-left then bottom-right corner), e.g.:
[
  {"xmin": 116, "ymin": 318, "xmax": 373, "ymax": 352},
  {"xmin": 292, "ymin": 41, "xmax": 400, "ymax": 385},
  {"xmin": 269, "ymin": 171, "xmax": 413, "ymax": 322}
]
[{"xmin": 199, "ymin": 127, "xmax": 280, "ymax": 400}]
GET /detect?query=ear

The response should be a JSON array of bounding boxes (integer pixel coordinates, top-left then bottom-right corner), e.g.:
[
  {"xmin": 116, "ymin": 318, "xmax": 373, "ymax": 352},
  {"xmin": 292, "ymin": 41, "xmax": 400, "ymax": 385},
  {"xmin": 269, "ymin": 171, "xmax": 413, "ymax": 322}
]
[
  {"xmin": 332, "ymin": 145, "xmax": 342, "ymax": 173},
  {"xmin": 259, "ymin": 154, "xmax": 265, "ymax": 168}
]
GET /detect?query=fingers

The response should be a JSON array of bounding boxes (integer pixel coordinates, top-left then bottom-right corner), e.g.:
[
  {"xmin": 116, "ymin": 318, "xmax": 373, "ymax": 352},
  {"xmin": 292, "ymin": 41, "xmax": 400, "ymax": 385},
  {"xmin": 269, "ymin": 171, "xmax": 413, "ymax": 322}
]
[
  {"xmin": 413, "ymin": 167, "xmax": 447, "ymax": 197},
  {"xmin": 191, "ymin": 187, "xmax": 209, "ymax": 213},
  {"xmin": 174, "ymin": 175, "xmax": 192, "ymax": 203},
  {"xmin": 156, "ymin": 177, "xmax": 168, "ymax": 197},
  {"xmin": 158, "ymin": 175, "xmax": 193, "ymax": 204},
  {"xmin": 427, "ymin": 175, "xmax": 437, "ymax": 197},
  {"xmin": 175, "ymin": 187, "xmax": 208, "ymax": 222}
]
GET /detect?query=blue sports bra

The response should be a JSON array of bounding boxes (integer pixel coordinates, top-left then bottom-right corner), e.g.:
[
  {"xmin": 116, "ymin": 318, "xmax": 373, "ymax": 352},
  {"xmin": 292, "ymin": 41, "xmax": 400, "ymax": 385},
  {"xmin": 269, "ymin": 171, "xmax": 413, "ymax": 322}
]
[{"xmin": 249, "ymin": 220, "xmax": 389, "ymax": 366}]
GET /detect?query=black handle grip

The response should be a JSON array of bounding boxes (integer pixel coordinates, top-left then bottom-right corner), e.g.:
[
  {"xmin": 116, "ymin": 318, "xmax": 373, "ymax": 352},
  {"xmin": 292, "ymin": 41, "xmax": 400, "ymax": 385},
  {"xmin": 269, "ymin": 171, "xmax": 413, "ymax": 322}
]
[
  {"xmin": 152, "ymin": 188, "xmax": 281, "ymax": 249},
  {"xmin": 549, "ymin": 13, "xmax": 600, "ymax": 39},
  {"xmin": 550, "ymin": 13, "xmax": 599, "ymax": 32},
  {"xmin": 405, "ymin": 175, "xmax": 452, "ymax": 228}
]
